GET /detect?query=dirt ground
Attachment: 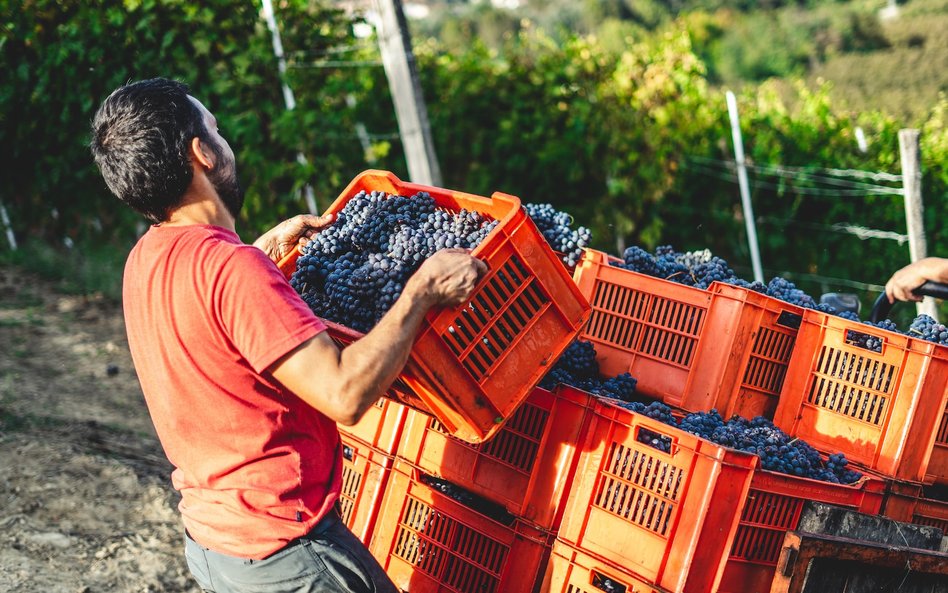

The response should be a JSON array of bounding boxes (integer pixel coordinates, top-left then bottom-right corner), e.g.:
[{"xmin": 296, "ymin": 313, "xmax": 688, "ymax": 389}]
[{"xmin": 0, "ymin": 264, "xmax": 200, "ymax": 593}]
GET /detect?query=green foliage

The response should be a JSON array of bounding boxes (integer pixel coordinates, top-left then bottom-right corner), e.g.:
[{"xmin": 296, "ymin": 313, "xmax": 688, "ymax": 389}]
[
  {"xmin": 0, "ymin": 238, "xmax": 130, "ymax": 300},
  {"xmin": 2, "ymin": 0, "xmax": 947, "ymax": 306},
  {"xmin": 1, "ymin": 0, "xmax": 363, "ymax": 244}
]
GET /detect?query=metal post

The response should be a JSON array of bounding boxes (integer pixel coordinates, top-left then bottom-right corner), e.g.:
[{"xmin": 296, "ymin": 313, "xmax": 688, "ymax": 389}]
[
  {"xmin": 261, "ymin": 0, "xmax": 318, "ymax": 214},
  {"xmin": 0, "ymin": 201, "xmax": 16, "ymax": 250},
  {"xmin": 726, "ymin": 90, "xmax": 764, "ymax": 283},
  {"xmin": 899, "ymin": 129, "xmax": 937, "ymax": 319},
  {"xmin": 372, "ymin": 0, "xmax": 442, "ymax": 186}
]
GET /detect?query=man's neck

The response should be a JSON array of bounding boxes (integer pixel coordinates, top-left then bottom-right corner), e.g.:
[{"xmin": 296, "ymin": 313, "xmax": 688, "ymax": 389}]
[{"xmin": 161, "ymin": 188, "xmax": 235, "ymax": 231}]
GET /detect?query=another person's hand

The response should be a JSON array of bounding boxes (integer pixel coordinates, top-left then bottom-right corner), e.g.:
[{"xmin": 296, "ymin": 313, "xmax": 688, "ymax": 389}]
[
  {"xmin": 885, "ymin": 257, "xmax": 948, "ymax": 303},
  {"xmin": 409, "ymin": 249, "xmax": 489, "ymax": 307},
  {"xmin": 253, "ymin": 214, "xmax": 334, "ymax": 262}
]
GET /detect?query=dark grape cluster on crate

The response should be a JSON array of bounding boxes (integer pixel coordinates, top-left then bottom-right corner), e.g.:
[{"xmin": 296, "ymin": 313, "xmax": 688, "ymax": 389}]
[
  {"xmin": 539, "ymin": 339, "xmax": 637, "ymax": 402},
  {"xmin": 541, "ymin": 334, "xmax": 862, "ymax": 483},
  {"xmin": 607, "ymin": 244, "xmax": 948, "ymax": 353},
  {"xmin": 523, "ymin": 203, "xmax": 591, "ymax": 268},
  {"xmin": 908, "ymin": 314, "xmax": 948, "ymax": 346},
  {"xmin": 289, "ymin": 190, "xmax": 498, "ymax": 332},
  {"xmin": 613, "ymin": 244, "xmax": 831, "ymax": 308},
  {"xmin": 608, "ymin": 402, "xmax": 864, "ymax": 484}
]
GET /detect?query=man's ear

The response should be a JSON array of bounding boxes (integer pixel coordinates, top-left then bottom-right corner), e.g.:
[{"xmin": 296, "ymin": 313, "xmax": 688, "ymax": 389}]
[{"xmin": 190, "ymin": 137, "xmax": 215, "ymax": 170}]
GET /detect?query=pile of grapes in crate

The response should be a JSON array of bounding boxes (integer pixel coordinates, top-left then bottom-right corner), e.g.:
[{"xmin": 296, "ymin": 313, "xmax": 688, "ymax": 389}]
[
  {"xmin": 542, "ymin": 338, "xmax": 864, "ymax": 485},
  {"xmin": 289, "ymin": 190, "xmax": 589, "ymax": 332},
  {"xmin": 617, "ymin": 243, "xmax": 948, "ymax": 352}
]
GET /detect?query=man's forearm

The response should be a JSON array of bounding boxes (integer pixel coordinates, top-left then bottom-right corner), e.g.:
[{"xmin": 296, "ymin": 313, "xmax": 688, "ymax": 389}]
[{"xmin": 335, "ymin": 284, "xmax": 436, "ymax": 419}]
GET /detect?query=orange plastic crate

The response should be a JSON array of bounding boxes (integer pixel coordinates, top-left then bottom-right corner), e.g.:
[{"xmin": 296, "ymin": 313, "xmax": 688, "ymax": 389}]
[
  {"xmin": 717, "ymin": 468, "xmax": 885, "ymax": 593},
  {"xmin": 396, "ymin": 385, "xmax": 594, "ymax": 530},
  {"xmin": 369, "ymin": 459, "xmax": 553, "ymax": 593},
  {"xmin": 543, "ymin": 540, "xmax": 666, "ymax": 593},
  {"xmin": 339, "ymin": 397, "xmax": 408, "ymax": 456},
  {"xmin": 557, "ymin": 398, "xmax": 759, "ymax": 593},
  {"xmin": 879, "ymin": 479, "xmax": 948, "ymax": 534},
  {"xmin": 338, "ymin": 434, "xmax": 392, "ymax": 545},
  {"xmin": 572, "ymin": 249, "xmax": 804, "ymax": 420},
  {"xmin": 772, "ymin": 309, "xmax": 948, "ymax": 484},
  {"xmin": 278, "ymin": 170, "xmax": 590, "ymax": 443}
]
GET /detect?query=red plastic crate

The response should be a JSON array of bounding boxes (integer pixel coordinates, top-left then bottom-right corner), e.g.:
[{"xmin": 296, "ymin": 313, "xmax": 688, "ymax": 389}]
[
  {"xmin": 717, "ymin": 468, "xmax": 885, "ymax": 593},
  {"xmin": 543, "ymin": 540, "xmax": 666, "ymax": 593},
  {"xmin": 369, "ymin": 459, "xmax": 553, "ymax": 593},
  {"xmin": 772, "ymin": 309, "xmax": 948, "ymax": 484},
  {"xmin": 278, "ymin": 170, "xmax": 590, "ymax": 443},
  {"xmin": 339, "ymin": 397, "xmax": 408, "ymax": 456},
  {"xmin": 396, "ymin": 385, "xmax": 594, "ymax": 530},
  {"xmin": 557, "ymin": 398, "xmax": 759, "ymax": 593},
  {"xmin": 879, "ymin": 479, "xmax": 948, "ymax": 534},
  {"xmin": 338, "ymin": 434, "xmax": 392, "ymax": 545},
  {"xmin": 572, "ymin": 249, "xmax": 804, "ymax": 420}
]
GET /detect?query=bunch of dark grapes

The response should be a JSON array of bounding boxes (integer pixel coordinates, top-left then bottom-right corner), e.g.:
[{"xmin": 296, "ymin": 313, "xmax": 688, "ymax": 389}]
[
  {"xmin": 523, "ymin": 204, "xmax": 592, "ymax": 268},
  {"xmin": 675, "ymin": 412, "xmax": 862, "ymax": 484},
  {"xmin": 524, "ymin": 203, "xmax": 591, "ymax": 268},
  {"xmin": 765, "ymin": 277, "xmax": 817, "ymax": 308},
  {"xmin": 845, "ymin": 319, "xmax": 898, "ymax": 352},
  {"xmin": 612, "ymin": 244, "xmax": 856, "ymax": 315},
  {"xmin": 289, "ymin": 190, "xmax": 498, "ymax": 332},
  {"xmin": 908, "ymin": 314, "xmax": 948, "ymax": 346},
  {"xmin": 539, "ymin": 339, "xmax": 638, "ymax": 402}
]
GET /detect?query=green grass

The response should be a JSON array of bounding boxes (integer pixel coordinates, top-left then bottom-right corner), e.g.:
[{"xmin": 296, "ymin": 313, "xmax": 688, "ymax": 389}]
[{"xmin": 0, "ymin": 238, "xmax": 129, "ymax": 301}]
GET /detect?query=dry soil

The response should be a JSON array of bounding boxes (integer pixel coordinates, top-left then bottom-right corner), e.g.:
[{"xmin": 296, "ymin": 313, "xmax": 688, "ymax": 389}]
[{"xmin": 0, "ymin": 264, "xmax": 200, "ymax": 593}]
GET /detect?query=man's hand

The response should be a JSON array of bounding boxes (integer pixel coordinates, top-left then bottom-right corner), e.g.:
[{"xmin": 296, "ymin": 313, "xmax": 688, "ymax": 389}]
[
  {"xmin": 885, "ymin": 257, "xmax": 948, "ymax": 304},
  {"xmin": 407, "ymin": 249, "xmax": 489, "ymax": 308},
  {"xmin": 253, "ymin": 214, "xmax": 334, "ymax": 262}
]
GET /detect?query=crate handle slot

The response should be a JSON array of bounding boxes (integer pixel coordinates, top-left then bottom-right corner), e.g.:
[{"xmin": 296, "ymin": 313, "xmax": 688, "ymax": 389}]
[
  {"xmin": 634, "ymin": 425, "xmax": 677, "ymax": 455},
  {"xmin": 776, "ymin": 310, "xmax": 802, "ymax": 330},
  {"xmin": 591, "ymin": 571, "xmax": 628, "ymax": 593},
  {"xmin": 844, "ymin": 328, "xmax": 886, "ymax": 354}
]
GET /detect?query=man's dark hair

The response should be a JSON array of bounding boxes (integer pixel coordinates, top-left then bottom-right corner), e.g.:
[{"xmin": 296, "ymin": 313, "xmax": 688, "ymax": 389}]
[{"xmin": 90, "ymin": 78, "xmax": 212, "ymax": 223}]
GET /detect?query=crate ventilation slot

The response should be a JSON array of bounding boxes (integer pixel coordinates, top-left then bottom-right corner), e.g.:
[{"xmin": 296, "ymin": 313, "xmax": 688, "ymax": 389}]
[
  {"xmin": 807, "ymin": 347, "xmax": 895, "ymax": 425},
  {"xmin": 394, "ymin": 496, "xmax": 508, "ymax": 593},
  {"xmin": 430, "ymin": 402, "xmax": 547, "ymax": 473},
  {"xmin": 936, "ymin": 407, "xmax": 948, "ymax": 446},
  {"xmin": 593, "ymin": 441, "xmax": 684, "ymax": 537},
  {"xmin": 586, "ymin": 282, "xmax": 703, "ymax": 369},
  {"xmin": 742, "ymin": 327, "xmax": 796, "ymax": 395},
  {"xmin": 729, "ymin": 491, "xmax": 803, "ymax": 564},
  {"xmin": 442, "ymin": 255, "xmax": 549, "ymax": 383},
  {"xmin": 338, "ymin": 460, "xmax": 362, "ymax": 524}
]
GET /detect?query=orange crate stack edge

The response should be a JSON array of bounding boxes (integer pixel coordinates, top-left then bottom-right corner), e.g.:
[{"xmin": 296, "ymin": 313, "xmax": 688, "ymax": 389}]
[{"xmin": 277, "ymin": 170, "xmax": 591, "ymax": 444}]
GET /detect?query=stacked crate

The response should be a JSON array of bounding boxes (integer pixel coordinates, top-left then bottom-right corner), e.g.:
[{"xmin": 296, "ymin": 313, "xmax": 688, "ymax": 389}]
[
  {"xmin": 284, "ymin": 179, "xmax": 948, "ymax": 592},
  {"xmin": 572, "ymin": 249, "xmax": 806, "ymax": 420},
  {"xmin": 546, "ymin": 397, "xmax": 886, "ymax": 593},
  {"xmin": 766, "ymin": 308, "xmax": 948, "ymax": 553},
  {"xmin": 278, "ymin": 171, "xmax": 594, "ymax": 591},
  {"xmin": 370, "ymin": 385, "xmax": 596, "ymax": 593},
  {"xmin": 277, "ymin": 170, "xmax": 591, "ymax": 444},
  {"xmin": 540, "ymin": 248, "xmax": 923, "ymax": 593}
]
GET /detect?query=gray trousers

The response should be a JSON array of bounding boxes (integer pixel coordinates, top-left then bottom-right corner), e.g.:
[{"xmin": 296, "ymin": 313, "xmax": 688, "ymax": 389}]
[{"xmin": 184, "ymin": 512, "xmax": 398, "ymax": 593}]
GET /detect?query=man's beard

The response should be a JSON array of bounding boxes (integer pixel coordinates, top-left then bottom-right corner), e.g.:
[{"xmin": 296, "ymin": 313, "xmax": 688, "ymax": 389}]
[{"xmin": 207, "ymin": 146, "xmax": 245, "ymax": 219}]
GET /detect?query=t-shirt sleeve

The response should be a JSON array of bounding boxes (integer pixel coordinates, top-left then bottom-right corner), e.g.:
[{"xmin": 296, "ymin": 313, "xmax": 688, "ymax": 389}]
[{"xmin": 214, "ymin": 246, "xmax": 326, "ymax": 374}]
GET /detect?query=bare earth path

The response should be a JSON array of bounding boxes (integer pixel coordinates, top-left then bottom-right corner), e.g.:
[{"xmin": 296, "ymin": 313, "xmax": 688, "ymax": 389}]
[{"xmin": 0, "ymin": 264, "xmax": 200, "ymax": 593}]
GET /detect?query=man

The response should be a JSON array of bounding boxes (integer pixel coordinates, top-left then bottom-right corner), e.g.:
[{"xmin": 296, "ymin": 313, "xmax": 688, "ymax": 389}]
[{"xmin": 90, "ymin": 77, "xmax": 486, "ymax": 593}]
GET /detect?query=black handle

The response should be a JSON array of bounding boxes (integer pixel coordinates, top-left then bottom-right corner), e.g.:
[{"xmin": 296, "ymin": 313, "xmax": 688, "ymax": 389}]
[{"xmin": 870, "ymin": 281, "xmax": 948, "ymax": 323}]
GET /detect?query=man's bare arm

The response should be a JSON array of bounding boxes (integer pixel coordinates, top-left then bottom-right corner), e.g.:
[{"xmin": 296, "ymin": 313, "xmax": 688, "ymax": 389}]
[
  {"xmin": 269, "ymin": 249, "xmax": 487, "ymax": 425},
  {"xmin": 885, "ymin": 257, "xmax": 948, "ymax": 303}
]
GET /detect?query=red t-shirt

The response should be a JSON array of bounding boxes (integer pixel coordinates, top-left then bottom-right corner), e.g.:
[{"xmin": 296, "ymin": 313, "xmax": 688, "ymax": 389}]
[{"xmin": 123, "ymin": 224, "xmax": 338, "ymax": 559}]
